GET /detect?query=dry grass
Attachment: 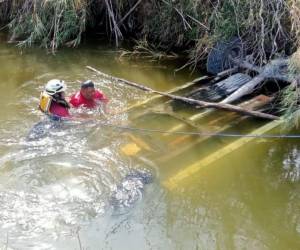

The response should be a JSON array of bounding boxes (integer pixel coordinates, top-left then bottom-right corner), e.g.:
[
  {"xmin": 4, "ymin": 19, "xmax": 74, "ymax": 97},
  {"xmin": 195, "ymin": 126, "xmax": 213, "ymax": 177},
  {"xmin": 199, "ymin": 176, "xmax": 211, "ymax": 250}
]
[{"xmin": 0, "ymin": 0, "xmax": 299, "ymax": 62}]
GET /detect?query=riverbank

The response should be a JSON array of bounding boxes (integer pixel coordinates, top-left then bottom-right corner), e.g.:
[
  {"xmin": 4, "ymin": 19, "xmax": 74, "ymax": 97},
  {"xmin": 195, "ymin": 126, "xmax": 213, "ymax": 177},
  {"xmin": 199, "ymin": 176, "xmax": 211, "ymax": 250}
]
[
  {"xmin": 1, "ymin": 0, "xmax": 300, "ymax": 124},
  {"xmin": 0, "ymin": 0, "xmax": 299, "ymax": 64}
]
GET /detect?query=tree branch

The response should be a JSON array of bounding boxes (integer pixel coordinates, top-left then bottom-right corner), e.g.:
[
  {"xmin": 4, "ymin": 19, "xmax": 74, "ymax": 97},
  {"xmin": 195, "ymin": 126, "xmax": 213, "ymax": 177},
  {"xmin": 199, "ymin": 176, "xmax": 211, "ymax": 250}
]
[{"xmin": 86, "ymin": 65, "xmax": 279, "ymax": 120}]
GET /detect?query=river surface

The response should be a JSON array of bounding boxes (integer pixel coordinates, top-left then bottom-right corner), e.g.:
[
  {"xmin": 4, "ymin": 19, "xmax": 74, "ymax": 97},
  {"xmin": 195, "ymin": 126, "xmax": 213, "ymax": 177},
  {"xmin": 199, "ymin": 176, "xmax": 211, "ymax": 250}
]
[{"xmin": 0, "ymin": 35, "xmax": 299, "ymax": 250}]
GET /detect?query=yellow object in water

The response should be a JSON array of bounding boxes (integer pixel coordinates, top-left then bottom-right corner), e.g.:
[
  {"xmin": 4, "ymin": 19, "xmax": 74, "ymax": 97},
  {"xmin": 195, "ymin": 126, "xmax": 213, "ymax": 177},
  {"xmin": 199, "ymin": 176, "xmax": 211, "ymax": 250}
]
[
  {"xmin": 39, "ymin": 91, "xmax": 52, "ymax": 113},
  {"xmin": 126, "ymin": 134, "xmax": 153, "ymax": 151},
  {"xmin": 121, "ymin": 143, "xmax": 141, "ymax": 156},
  {"xmin": 163, "ymin": 120, "xmax": 283, "ymax": 191}
]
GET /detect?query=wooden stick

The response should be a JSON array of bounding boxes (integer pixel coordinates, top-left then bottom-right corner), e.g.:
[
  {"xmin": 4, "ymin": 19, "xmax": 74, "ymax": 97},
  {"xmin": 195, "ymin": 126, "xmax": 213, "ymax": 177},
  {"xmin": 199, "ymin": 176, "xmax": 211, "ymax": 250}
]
[
  {"xmin": 86, "ymin": 66, "xmax": 280, "ymax": 120},
  {"xmin": 186, "ymin": 14, "xmax": 209, "ymax": 30},
  {"xmin": 118, "ymin": 0, "xmax": 142, "ymax": 26}
]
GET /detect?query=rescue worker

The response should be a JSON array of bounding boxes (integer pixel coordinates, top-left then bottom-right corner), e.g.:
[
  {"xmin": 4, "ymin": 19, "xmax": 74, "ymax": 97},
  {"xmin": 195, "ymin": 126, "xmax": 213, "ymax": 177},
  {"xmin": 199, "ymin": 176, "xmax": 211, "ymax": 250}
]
[
  {"xmin": 39, "ymin": 79, "xmax": 70, "ymax": 119},
  {"xmin": 69, "ymin": 80, "xmax": 108, "ymax": 110}
]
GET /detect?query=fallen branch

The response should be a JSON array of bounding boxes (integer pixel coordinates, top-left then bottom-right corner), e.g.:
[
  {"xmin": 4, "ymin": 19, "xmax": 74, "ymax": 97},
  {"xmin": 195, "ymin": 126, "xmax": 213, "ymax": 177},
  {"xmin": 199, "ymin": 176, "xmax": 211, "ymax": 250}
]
[
  {"xmin": 117, "ymin": 0, "xmax": 142, "ymax": 26},
  {"xmin": 86, "ymin": 66, "xmax": 279, "ymax": 120}
]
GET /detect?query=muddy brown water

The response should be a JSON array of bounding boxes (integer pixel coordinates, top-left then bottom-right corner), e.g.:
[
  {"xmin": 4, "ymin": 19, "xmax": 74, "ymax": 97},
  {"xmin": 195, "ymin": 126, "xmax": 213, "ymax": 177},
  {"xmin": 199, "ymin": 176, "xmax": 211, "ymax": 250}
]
[{"xmin": 0, "ymin": 36, "xmax": 299, "ymax": 250}]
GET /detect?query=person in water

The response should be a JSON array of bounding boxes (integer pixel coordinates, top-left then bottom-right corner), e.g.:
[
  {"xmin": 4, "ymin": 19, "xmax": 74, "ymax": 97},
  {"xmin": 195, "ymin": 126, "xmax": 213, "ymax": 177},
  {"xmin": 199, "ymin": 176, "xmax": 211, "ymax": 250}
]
[
  {"xmin": 69, "ymin": 80, "xmax": 108, "ymax": 111},
  {"xmin": 40, "ymin": 79, "xmax": 70, "ymax": 118}
]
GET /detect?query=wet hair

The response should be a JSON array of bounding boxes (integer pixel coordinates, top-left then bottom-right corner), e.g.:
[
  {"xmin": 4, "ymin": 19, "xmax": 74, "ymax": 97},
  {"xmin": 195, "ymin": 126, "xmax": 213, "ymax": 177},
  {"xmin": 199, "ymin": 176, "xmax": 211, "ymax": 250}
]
[{"xmin": 81, "ymin": 80, "xmax": 95, "ymax": 89}]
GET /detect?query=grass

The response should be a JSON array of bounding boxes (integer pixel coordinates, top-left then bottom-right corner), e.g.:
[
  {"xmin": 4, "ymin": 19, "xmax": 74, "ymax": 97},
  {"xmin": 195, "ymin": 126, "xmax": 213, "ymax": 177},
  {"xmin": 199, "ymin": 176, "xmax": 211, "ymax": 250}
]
[
  {"xmin": 0, "ymin": 0, "xmax": 298, "ymax": 59},
  {"xmin": 280, "ymin": 50, "xmax": 300, "ymax": 127},
  {"xmin": 6, "ymin": 0, "xmax": 88, "ymax": 52}
]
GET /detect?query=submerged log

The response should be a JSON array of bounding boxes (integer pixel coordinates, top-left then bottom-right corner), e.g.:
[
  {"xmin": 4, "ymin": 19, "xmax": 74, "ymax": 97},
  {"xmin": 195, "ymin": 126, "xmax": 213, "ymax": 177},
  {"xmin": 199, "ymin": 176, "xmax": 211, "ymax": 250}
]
[{"xmin": 87, "ymin": 66, "xmax": 279, "ymax": 120}]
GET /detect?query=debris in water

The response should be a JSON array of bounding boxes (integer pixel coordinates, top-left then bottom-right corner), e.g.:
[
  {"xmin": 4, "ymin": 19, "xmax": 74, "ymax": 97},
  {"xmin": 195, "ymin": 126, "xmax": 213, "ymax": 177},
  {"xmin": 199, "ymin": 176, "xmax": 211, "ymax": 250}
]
[{"xmin": 110, "ymin": 169, "xmax": 153, "ymax": 214}]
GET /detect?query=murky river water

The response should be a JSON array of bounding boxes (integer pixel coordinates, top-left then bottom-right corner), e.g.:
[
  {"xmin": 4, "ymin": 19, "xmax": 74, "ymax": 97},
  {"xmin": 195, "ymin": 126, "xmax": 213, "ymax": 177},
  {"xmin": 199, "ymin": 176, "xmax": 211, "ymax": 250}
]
[{"xmin": 0, "ymin": 34, "xmax": 299, "ymax": 249}]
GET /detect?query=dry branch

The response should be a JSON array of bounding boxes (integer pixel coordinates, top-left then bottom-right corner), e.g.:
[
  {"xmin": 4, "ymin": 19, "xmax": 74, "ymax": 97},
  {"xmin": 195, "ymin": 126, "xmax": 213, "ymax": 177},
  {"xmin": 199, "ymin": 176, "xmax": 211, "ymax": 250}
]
[{"xmin": 118, "ymin": 0, "xmax": 142, "ymax": 26}]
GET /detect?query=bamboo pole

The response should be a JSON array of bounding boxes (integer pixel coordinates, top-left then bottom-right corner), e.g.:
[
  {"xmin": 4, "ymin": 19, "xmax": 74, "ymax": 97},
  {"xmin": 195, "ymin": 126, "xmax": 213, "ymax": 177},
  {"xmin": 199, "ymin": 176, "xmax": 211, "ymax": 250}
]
[{"xmin": 86, "ymin": 66, "xmax": 280, "ymax": 120}]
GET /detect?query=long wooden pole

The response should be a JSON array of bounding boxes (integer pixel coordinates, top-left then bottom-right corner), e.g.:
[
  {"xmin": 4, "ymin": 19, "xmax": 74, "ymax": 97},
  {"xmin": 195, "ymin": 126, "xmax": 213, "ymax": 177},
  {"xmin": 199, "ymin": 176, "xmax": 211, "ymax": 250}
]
[{"xmin": 86, "ymin": 66, "xmax": 280, "ymax": 120}]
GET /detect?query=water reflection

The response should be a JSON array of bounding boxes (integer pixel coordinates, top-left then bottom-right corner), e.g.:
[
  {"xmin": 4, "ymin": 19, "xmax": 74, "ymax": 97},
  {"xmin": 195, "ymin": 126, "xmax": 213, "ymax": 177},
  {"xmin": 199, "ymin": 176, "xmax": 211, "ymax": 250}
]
[{"xmin": 282, "ymin": 147, "xmax": 300, "ymax": 182}]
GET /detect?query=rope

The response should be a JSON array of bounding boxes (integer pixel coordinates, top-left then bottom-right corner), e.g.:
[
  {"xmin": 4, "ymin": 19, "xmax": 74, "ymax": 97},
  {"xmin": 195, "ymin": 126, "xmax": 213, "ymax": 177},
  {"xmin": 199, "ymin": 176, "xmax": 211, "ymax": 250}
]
[{"xmin": 93, "ymin": 121, "xmax": 300, "ymax": 139}]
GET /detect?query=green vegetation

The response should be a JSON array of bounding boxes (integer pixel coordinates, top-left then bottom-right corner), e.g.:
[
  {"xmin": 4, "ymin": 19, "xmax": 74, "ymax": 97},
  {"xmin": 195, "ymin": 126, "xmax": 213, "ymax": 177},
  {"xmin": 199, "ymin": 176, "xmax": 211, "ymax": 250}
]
[
  {"xmin": 281, "ymin": 51, "xmax": 300, "ymax": 127},
  {"xmin": 1, "ymin": 0, "xmax": 300, "ymax": 123},
  {"xmin": 0, "ymin": 0, "xmax": 298, "ymax": 59},
  {"xmin": 5, "ymin": 0, "xmax": 88, "ymax": 50}
]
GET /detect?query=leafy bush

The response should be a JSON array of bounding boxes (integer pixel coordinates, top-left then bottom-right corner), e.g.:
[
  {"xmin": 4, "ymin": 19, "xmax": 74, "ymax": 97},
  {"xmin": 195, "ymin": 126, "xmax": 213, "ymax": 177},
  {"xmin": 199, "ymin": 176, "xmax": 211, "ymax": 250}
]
[
  {"xmin": 7, "ymin": 0, "xmax": 88, "ymax": 52},
  {"xmin": 0, "ymin": 0, "xmax": 298, "ymax": 62}
]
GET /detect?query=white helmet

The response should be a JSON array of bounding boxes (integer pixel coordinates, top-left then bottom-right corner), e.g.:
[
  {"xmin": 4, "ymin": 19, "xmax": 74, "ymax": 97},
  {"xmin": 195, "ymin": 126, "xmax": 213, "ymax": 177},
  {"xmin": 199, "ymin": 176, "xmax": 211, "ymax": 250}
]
[{"xmin": 45, "ymin": 79, "xmax": 66, "ymax": 96}]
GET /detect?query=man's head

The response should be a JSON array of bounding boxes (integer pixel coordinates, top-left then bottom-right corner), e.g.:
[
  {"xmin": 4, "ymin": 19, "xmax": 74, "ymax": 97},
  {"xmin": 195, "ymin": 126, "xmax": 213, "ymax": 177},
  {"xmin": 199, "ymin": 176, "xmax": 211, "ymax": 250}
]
[
  {"xmin": 80, "ymin": 80, "xmax": 95, "ymax": 100},
  {"xmin": 44, "ymin": 79, "xmax": 69, "ymax": 108},
  {"xmin": 45, "ymin": 79, "xmax": 66, "ymax": 96}
]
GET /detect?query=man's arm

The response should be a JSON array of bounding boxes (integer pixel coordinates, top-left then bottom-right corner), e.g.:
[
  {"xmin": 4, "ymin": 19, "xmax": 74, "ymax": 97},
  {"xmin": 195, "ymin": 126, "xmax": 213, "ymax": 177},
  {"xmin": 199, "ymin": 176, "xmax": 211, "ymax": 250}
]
[
  {"xmin": 69, "ymin": 93, "xmax": 80, "ymax": 108},
  {"xmin": 95, "ymin": 90, "xmax": 109, "ymax": 113}
]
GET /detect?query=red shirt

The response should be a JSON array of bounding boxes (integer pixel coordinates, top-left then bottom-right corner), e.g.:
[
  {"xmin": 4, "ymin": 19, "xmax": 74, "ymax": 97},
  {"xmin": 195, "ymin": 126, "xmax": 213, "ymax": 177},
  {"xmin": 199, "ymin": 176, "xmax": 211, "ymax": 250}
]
[
  {"xmin": 49, "ymin": 102, "xmax": 70, "ymax": 117},
  {"xmin": 69, "ymin": 90, "xmax": 108, "ymax": 109}
]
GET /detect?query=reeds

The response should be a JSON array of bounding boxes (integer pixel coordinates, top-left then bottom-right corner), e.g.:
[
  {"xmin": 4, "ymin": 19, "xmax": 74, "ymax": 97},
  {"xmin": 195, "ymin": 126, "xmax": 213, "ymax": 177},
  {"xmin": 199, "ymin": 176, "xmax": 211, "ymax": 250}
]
[
  {"xmin": 1, "ymin": 0, "xmax": 300, "ymax": 122},
  {"xmin": 0, "ymin": 0, "xmax": 299, "ymax": 61},
  {"xmin": 5, "ymin": 0, "xmax": 88, "ymax": 52}
]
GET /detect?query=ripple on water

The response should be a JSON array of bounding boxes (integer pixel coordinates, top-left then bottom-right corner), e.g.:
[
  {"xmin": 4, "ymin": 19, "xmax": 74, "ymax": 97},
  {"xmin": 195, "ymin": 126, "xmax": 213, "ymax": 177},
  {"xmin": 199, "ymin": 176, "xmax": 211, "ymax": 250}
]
[
  {"xmin": 282, "ymin": 147, "xmax": 300, "ymax": 182},
  {"xmin": 0, "ymin": 111, "xmax": 154, "ymax": 248}
]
